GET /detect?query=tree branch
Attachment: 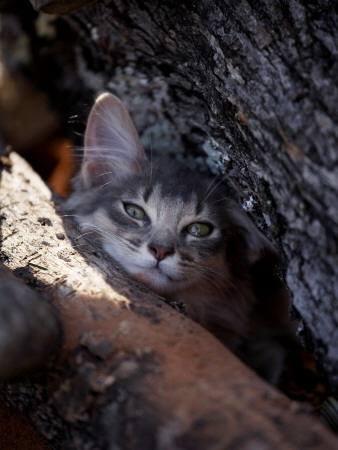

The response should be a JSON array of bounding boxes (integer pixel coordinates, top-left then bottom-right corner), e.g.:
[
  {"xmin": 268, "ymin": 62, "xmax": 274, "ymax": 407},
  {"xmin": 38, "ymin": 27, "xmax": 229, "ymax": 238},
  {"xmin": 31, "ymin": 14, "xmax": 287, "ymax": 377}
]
[{"xmin": 1, "ymin": 151, "xmax": 337, "ymax": 448}]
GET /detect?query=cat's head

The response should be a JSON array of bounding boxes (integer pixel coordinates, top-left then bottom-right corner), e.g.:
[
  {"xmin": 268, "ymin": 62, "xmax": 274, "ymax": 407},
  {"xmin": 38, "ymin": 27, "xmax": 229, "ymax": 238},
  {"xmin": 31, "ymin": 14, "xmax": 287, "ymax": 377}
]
[{"xmin": 69, "ymin": 93, "xmax": 278, "ymax": 302}]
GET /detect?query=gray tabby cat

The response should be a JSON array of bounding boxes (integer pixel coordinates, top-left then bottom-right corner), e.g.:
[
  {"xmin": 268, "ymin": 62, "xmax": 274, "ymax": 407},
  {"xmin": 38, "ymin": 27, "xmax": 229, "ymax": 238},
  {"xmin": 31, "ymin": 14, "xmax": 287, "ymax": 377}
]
[{"xmin": 66, "ymin": 93, "xmax": 296, "ymax": 384}]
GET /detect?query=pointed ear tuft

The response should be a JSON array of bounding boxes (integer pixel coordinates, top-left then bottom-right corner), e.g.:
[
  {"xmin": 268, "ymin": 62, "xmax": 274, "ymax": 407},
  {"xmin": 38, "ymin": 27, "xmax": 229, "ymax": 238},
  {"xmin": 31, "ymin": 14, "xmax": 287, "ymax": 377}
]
[{"xmin": 81, "ymin": 92, "xmax": 146, "ymax": 188}]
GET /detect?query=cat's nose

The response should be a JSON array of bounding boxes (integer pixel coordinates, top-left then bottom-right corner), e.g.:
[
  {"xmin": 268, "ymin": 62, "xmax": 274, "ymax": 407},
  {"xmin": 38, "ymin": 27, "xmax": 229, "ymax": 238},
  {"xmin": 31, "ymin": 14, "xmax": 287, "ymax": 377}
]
[{"xmin": 148, "ymin": 244, "xmax": 174, "ymax": 261}]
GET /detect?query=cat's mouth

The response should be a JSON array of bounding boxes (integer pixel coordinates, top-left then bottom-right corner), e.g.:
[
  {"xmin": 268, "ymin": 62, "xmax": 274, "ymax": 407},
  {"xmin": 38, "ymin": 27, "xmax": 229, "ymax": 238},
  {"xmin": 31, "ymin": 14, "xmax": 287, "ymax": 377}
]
[{"xmin": 134, "ymin": 264, "xmax": 187, "ymax": 294}]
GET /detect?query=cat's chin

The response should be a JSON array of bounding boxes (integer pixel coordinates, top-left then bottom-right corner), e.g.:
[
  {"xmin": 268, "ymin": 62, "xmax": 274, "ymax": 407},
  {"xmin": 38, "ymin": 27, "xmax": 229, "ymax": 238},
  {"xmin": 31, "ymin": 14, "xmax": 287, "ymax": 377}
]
[{"xmin": 134, "ymin": 268, "xmax": 186, "ymax": 296}]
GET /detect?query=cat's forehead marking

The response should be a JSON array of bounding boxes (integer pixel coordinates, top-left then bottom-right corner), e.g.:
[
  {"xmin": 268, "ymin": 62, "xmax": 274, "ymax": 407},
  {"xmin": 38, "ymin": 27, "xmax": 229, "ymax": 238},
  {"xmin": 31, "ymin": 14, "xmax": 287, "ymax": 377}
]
[{"xmin": 144, "ymin": 184, "xmax": 202, "ymax": 225}]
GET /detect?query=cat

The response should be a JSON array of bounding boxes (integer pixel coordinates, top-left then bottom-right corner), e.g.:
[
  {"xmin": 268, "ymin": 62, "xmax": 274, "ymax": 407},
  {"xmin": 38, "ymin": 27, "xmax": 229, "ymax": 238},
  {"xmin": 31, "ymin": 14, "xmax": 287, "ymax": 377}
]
[{"xmin": 65, "ymin": 92, "xmax": 297, "ymax": 384}]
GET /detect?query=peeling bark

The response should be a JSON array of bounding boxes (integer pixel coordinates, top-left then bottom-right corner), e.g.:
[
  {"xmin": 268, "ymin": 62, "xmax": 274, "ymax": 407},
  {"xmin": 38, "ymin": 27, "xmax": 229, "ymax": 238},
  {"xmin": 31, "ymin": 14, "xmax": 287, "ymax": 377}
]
[{"xmin": 1, "ymin": 152, "xmax": 337, "ymax": 448}]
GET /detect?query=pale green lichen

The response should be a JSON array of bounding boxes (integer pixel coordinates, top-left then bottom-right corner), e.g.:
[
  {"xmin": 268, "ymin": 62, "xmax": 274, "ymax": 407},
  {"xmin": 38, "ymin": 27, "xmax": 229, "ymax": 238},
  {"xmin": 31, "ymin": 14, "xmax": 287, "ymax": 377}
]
[
  {"xmin": 202, "ymin": 138, "xmax": 225, "ymax": 174},
  {"xmin": 262, "ymin": 212, "xmax": 272, "ymax": 227},
  {"xmin": 140, "ymin": 119, "xmax": 185, "ymax": 157},
  {"xmin": 242, "ymin": 195, "xmax": 256, "ymax": 212},
  {"xmin": 107, "ymin": 66, "xmax": 138, "ymax": 100}
]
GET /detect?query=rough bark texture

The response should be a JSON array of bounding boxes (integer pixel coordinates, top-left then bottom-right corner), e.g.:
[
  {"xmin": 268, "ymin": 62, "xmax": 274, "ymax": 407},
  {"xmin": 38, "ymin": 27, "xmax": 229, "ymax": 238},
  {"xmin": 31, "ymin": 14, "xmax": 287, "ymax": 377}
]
[
  {"xmin": 1, "ymin": 149, "xmax": 337, "ymax": 448},
  {"xmin": 0, "ymin": 398, "xmax": 50, "ymax": 450},
  {"xmin": 34, "ymin": 0, "xmax": 336, "ymax": 388},
  {"xmin": 30, "ymin": 0, "xmax": 97, "ymax": 14}
]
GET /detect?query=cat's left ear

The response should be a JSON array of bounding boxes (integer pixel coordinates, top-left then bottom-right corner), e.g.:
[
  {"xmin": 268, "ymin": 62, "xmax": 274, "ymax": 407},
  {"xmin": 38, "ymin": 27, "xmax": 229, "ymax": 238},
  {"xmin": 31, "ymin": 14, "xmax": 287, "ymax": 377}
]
[
  {"xmin": 227, "ymin": 206, "xmax": 280, "ymax": 267},
  {"xmin": 82, "ymin": 92, "xmax": 147, "ymax": 188}
]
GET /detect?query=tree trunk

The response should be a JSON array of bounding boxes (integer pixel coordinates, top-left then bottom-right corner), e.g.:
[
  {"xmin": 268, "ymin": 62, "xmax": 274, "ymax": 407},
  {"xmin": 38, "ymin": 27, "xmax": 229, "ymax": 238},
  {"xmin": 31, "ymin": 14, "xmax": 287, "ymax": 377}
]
[{"xmin": 1, "ymin": 148, "xmax": 337, "ymax": 448}]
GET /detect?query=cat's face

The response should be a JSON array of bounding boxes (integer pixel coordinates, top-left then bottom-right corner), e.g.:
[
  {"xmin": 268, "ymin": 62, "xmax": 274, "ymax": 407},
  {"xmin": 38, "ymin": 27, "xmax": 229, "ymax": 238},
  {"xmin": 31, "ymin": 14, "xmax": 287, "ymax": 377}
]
[
  {"xmin": 68, "ymin": 93, "xmax": 276, "ymax": 301},
  {"xmin": 76, "ymin": 157, "xmax": 232, "ymax": 297}
]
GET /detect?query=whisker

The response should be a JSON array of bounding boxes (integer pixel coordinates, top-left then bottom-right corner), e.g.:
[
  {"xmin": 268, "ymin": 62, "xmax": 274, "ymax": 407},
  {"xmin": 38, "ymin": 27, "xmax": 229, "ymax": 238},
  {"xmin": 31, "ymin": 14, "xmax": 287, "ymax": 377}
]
[
  {"xmin": 98, "ymin": 171, "xmax": 113, "ymax": 177},
  {"xmin": 179, "ymin": 263, "xmax": 230, "ymax": 298},
  {"xmin": 204, "ymin": 175, "xmax": 219, "ymax": 197},
  {"xmin": 59, "ymin": 214, "xmax": 85, "ymax": 218},
  {"xmin": 207, "ymin": 196, "xmax": 232, "ymax": 207},
  {"xmin": 97, "ymin": 181, "xmax": 113, "ymax": 190},
  {"xmin": 204, "ymin": 175, "xmax": 227, "ymax": 201},
  {"xmin": 74, "ymin": 230, "xmax": 97, "ymax": 240},
  {"xmin": 78, "ymin": 222, "xmax": 141, "ymax": 251},
  {"xmin": 147, "ymin": 123, "xmax": 153, "ymax": 187},
  {"xmin": 71, "ymin": 243, "xmax": 90, "ymax": 249}
]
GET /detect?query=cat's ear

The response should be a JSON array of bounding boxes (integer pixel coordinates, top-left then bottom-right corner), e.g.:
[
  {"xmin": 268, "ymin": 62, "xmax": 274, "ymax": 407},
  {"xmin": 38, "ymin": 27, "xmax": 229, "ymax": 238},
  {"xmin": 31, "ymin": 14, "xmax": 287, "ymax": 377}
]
[
  {"xmin": 227, "ymin": 206, "xmax": 280, "ymax": 268},
  {"xmin": 228, "ymin": 207, "xmax": 289, "ymax": 315},
  {"xmin": 81, "ymin": 92, "xmax": 146, "ymax": 188}
]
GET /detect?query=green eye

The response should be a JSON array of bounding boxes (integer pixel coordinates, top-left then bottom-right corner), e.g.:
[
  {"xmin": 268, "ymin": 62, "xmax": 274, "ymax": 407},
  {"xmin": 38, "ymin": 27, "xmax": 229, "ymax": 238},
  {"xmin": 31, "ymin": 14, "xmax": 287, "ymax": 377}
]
[
  {"xmin": 124, "ymin": 204, "xmax": 145, "ymax": 220},
  {"xmin": 187, "ymin": 223, "xmax": 211, "ymax": 237}
]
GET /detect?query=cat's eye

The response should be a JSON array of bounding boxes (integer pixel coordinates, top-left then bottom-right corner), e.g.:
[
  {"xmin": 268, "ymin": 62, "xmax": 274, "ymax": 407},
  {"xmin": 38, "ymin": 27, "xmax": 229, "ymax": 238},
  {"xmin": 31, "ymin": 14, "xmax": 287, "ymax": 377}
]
[
  {"xmin": 124, "ymin": 204, "xmax": 145, "ymax": 220},
  {"xmin": 187, "ymin": 223, "xmax": 212, "ymax": 237}
]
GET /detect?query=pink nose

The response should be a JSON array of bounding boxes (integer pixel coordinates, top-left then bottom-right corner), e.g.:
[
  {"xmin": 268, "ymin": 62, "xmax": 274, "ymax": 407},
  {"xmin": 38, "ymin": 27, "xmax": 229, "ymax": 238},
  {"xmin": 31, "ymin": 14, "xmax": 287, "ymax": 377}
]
[{"xmin": 149, "ymin": 245, "xmax": 174, "ymax": 261}]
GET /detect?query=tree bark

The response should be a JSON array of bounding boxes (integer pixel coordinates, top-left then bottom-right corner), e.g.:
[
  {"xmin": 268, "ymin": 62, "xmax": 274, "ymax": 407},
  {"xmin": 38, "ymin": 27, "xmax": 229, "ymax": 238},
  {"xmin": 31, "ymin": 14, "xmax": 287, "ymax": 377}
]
[
  {"xmin": 36, "ymin": 0, "xmax": 336, "ymax": 389},
  {"xmin": 1, "ymin": 150, "xmax": 337, "ymax": 447},
  {"xmin": 30, "ymin": 0, "xmax": 97, "ymax": 14}
]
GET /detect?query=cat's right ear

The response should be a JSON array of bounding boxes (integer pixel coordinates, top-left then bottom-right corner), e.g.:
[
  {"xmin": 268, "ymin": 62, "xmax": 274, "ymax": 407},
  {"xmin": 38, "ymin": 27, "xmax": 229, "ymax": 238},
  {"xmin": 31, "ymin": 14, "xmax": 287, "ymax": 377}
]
[{"xmin": 81, "ymin": 93, "xmax": 146, "ymax": 188}]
